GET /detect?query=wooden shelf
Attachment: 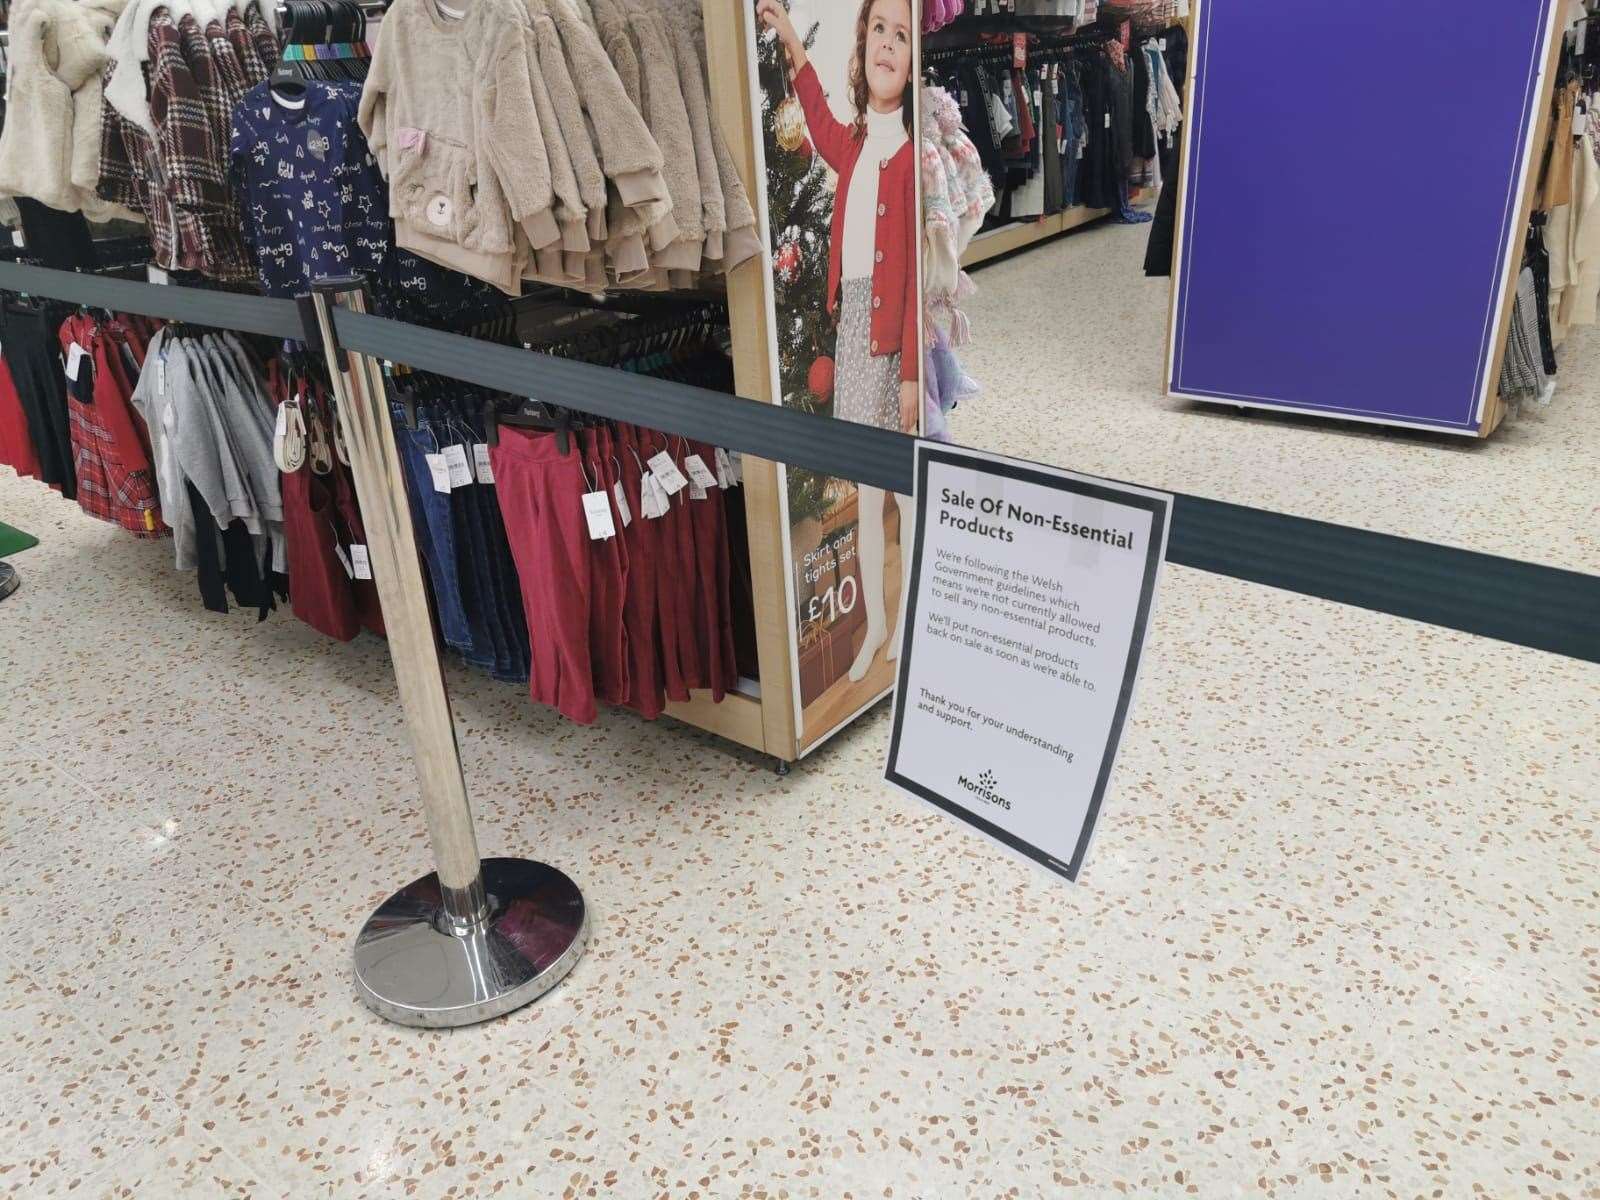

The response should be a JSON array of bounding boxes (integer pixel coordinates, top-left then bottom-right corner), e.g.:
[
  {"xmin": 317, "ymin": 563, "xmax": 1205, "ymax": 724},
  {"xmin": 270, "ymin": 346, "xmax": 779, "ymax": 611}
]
[{"xmin": 960, "ymin": 202, "xmax": 1118, "ymax": 267}]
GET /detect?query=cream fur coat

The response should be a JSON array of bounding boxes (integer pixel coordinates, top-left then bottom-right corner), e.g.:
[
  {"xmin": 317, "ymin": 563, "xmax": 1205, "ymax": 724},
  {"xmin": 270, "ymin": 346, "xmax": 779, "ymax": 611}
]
[{"xmin": 0, "ymin": 0, "xmax": 138, "ymax": 219}]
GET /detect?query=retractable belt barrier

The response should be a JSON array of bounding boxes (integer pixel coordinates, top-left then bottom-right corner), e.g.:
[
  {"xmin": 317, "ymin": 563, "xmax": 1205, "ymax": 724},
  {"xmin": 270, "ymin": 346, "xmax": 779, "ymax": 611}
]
[{"xmin": 5, "ymin": 260, "xmax": 1598, "ymax": 665}]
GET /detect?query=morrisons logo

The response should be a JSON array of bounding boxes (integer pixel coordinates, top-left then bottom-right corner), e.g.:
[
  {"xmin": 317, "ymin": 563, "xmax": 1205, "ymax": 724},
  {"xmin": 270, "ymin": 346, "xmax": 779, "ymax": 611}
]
[{"xmin": 957, "ymin": 769, "xmax": 1011, "ymax": 811}]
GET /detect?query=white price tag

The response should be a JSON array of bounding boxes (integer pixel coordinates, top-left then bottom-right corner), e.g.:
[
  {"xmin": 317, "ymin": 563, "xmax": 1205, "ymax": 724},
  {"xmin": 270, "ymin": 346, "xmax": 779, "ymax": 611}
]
[
  {"xmin": 1104, "ymin": 112, "xmax": 1111, "ymax": 130},
  {"xmin": 689, "ymin": 476, "xmax": 707, "ymax": 501},
  {"xmin": 10, "ymin": 230, "xmax": 24, "ymax": 248},
  {"xmin": 472, "ymin": 442, "xmax": 495, "ymax": 483},
  {"xmin": 1159, "ymin": 37, "xmax": 1167, "ymax": 50},
  {"xmin": 683, "ymin": 453, "xmax": 718, "ymax": 491},
  {"xmin": 350, "ymin": 543, "xmax": 372, "ymax": 579},
  {"xmin": 613, "ymin": 480, "xmax": 632, "ymax": 527},
  {"xmin": 334, "ymin": 543, "xmax": 353, "ymax": 577},
  {"xmin": 64, "ymin": 342, "xmax": 87, "ymax": 382},
  {"xmin": 1575, "ymin": 108, "xmax": 1590, "ymax": 137},
  {"xmin": 648, "ymin": 450, "xmax": 688, "ymax": 496},
  {"xmin": 444, "ymin": 443, "xmax": 474, "ymax": 488},
  {"xmin": 582, "ymin": 490, "xmax": 617, "ymax": 540},
  {"xmin": 729, "ymin": 451, "xmax": 744, "ymax": 485},
  {"xmin": 640, "ymin": 471, "xmax": 666, "ymax": 518},
  {"xmin": 426, "ymin": 452, "xmax": 453, "ymax": 493},
  {"xmin": 714, "ymin": 447, "xmax": 734, "ymax": 488},
  {"xmin": 146, "ymin": 265, "xmax": 170, "ymax": 285}
]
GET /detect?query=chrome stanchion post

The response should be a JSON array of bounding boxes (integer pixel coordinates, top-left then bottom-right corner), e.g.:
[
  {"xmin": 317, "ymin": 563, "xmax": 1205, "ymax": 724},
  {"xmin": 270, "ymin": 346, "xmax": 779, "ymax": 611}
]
[{"xmin": 306, "ymin": 282, "xmax": 587, "ymax": 1028}]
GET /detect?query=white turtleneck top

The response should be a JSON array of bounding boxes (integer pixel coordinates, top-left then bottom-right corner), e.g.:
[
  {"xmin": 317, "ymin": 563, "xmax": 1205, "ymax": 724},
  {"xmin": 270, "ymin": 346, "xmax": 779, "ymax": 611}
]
[{"xmin": 840, "ymin": 103, "xmax": 909, "ymax": 280}]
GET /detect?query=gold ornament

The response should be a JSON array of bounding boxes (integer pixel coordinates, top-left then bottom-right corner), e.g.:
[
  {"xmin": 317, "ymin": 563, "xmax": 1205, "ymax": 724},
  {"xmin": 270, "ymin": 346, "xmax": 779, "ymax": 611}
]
[{"xmin": 774, "ymin": 94, "xmax": 806, "ymax": 153}]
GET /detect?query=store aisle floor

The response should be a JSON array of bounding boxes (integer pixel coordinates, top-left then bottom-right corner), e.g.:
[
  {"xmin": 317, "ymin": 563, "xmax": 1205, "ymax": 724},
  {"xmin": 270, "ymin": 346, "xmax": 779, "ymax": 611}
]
[{"xmin": 2, "ymin": 241, "xmax": 1597, "ymax": 1196}]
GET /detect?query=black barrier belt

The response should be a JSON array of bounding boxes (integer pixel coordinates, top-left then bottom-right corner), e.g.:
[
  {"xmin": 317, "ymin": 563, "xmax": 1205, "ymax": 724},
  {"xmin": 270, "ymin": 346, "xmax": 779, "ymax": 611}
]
[
  {"xmin": 4, "ymin": 262, "xmax": 1598, "ymax": 664},
  {"xmin": 332, "ymin": 307, "xmax": 914, "ymax": 495},
  {"xmin": 0, "ymin": 261, "xmax": 302, "ymax": 339}
]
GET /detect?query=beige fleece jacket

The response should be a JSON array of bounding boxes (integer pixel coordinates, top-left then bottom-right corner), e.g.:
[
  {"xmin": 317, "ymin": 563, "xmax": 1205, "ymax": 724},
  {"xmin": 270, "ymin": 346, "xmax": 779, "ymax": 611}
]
[
  {"xmin": 0, "ymin": 0, "xmax": 137, "ymax": 219},
  {"xmin": 580, "ymin": 0, "xmax": 652, "ymax": 280},
  {"xmin": 656, "ymin": 0, "xmax": 760, "ymax": 273},
  {"xmin": 652, "ymin": 0, "xmax": 722, "ymax": 249},
  {"xmin": 546, "ymin": 0, "xmax": 677, "ymax": 275},
  {"xmin": 522, "ymin": 0, "xmax": 608, "ymax": 261},
  {"xmin": 360, "ymin": 0, "xmax": 559, "ymax": 295},
  {"xmin": 618, "ymin": 0, "xmax": 702, "ymax": 270}
]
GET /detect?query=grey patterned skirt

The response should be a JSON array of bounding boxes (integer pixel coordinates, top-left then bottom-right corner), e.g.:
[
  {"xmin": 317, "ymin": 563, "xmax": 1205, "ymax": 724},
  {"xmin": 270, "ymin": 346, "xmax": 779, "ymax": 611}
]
[{"xmin": 833, "ymin": 278, "xmax": 901, "ymax": 430}]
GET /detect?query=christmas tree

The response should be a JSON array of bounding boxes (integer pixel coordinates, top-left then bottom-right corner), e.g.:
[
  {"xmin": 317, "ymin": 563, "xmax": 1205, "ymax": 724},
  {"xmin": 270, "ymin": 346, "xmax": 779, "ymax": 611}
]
[{"xmin": 756, "ymin": 3, "xmax": 846, "ymax": 524}]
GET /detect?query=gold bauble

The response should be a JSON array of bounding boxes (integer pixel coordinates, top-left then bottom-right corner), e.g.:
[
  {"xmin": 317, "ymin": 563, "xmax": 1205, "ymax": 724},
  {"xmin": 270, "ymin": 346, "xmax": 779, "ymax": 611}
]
[{"xmin": 774, "ymin": 94, "xmax": 806, "ymax": 153}]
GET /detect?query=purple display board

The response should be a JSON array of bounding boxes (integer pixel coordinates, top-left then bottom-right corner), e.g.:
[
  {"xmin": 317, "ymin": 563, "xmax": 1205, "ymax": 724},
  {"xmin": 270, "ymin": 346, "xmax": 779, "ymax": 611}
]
[{"xmin": 1168, "ymin": 0, "xmax": 1558, "ymax": 434}]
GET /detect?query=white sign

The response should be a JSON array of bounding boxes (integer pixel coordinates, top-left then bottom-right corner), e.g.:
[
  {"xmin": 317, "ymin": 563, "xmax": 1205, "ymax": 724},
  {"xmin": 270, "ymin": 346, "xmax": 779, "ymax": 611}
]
[{"xmin": 885, "ymin": 443, "xmax": 1171, "ymax": 883}]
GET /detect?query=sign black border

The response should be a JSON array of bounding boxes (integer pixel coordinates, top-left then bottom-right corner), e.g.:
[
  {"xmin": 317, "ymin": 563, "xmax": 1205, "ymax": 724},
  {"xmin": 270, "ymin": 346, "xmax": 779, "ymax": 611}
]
[{"xmin": 885, "ymin": 446, "xmax": 1171, "ymax": 883}]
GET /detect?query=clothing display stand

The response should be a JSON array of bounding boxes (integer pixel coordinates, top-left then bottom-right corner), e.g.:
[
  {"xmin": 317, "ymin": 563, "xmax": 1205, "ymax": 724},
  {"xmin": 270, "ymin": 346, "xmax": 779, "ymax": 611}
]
[
  {"xmin": 929, "ymin": 14, "xmax": 1174, "ymax": 269},
  {"xmin": 681, "ymin": 0, "xmax": 800, "ymax": 766},
  {"xmin": 307, "ymin": 282, "xmax": 588, "ymax": 1028}
]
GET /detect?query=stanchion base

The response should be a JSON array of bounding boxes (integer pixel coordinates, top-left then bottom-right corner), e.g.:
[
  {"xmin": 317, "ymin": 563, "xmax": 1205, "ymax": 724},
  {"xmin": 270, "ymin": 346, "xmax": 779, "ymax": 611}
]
[{"xmin": 353, "ymin": 857, "xmax": 587, "ymax": 1028}]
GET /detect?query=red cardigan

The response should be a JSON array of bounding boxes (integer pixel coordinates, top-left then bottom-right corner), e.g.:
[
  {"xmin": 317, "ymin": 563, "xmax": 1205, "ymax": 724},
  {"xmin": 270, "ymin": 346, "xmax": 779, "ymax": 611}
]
[{"xmin": 792, "ymin": 61, "xmax": 919, "ymax": 385}]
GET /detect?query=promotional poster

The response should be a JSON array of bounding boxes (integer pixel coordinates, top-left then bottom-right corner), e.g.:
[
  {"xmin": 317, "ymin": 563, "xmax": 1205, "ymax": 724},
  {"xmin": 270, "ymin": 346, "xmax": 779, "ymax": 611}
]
[{"xmin": 750, "ymin": 0, "xmax": 923, "ymax": 749}]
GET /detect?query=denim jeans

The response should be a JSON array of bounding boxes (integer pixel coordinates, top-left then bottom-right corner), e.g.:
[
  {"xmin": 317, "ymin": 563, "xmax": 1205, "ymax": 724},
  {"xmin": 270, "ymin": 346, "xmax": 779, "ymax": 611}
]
[
  {"xmin": 435, "ymin": 409, "xmax": 536, "ymax": 684},
  {"xmin": 392, "ymin": 409, "xmax": 480, "ymax": 662}
]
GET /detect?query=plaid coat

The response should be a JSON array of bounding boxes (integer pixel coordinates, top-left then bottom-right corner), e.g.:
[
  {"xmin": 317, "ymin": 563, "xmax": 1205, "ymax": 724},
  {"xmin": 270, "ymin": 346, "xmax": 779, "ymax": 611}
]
[{"xmin": 97, "ymin": 3, "xmax": 276, "ymax": 280}]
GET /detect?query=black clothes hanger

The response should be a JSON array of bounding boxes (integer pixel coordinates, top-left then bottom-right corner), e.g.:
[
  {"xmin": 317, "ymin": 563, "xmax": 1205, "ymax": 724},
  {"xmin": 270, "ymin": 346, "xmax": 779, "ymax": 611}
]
[{"xmin": 488, "ymin": 399, "xmax": 571, "ymax": 455}]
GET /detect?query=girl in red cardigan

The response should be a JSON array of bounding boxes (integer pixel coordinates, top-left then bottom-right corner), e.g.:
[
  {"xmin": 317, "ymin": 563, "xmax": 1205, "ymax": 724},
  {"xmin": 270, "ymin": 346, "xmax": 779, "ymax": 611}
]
[{"xmin": 759, "ymin": 0, "xmax": 919, "ymax": 683}]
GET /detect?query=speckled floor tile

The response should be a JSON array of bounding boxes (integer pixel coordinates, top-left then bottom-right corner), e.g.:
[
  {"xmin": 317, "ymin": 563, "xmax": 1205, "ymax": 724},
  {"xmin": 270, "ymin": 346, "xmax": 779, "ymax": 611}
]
[
  {"xmin": 0, "ymin": 970, "xmax": 175, "ymax": 1197},
  {"xmin": 1, "ymin": 220, "xmax": 1598, "ymax": 1196},
  {"xmin": 89, "ymin": 1121, "xmax": 272, "ymax": 1199}
]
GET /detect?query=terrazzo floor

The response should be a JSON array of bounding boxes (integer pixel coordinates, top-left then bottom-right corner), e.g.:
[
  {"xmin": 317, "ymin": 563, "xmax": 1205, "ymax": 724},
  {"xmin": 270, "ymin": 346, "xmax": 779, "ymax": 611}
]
[{"xmin": 1, "ymin": 221, "xmax": 1597, "ymax": 1198}]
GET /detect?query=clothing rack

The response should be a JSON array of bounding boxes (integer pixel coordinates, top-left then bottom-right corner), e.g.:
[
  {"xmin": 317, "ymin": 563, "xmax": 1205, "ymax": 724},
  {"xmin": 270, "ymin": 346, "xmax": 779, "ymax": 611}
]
[
  {"xmin": 924, "ymin": 14, "xmax": 1086, "ymax": 49},
  {"xmin": 926, "ymin": 24, "xmax": 1148, "ymax": 267},
  {"xmin": 523, "ymin": 301, "xmax": 727, "ymax": 358},
  {"xmin": 923, "ymin": 26, "xmax": 1117, "ymax": 65}
]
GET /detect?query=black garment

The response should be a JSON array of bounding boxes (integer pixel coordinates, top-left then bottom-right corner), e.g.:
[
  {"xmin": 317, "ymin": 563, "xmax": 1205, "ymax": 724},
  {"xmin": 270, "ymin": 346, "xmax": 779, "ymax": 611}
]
[
  {"xmin": 959, "ymin": 63, "xmax": 1007, "ymax": 195},
  {"xmin": 1144, "ymin": 26, "xmax": 1189, "ymax": 276},
  {"xmin": 1, "ymin": 303, "xmax": 76, "ymax": 497},
  {"xmin": 1077, "ymin": 56, "xmax": 1120, "ymax": 210},
  {"xmin": 1144, "ymin": 161, "xmax": 1181, "ymax": 276},
  {"xmin": 1109, "ymin": 58, "xmax": 1136, "ymax": 184},
  {"xmin": 1162, "ymin": 24, "xmax": 1190, "ymax": 89},
  {"xmin": 14, "ymin": 198, "xmax": 97, "ymax": 271},
  {"xmin": 189, "ymin": 483, "xmax": 230, "ymax": 614},
  {"xmin": 1131, "ymin": 44, "xmax": 1157, "ymax": 161},
  {"xmin": 1042, "ymin": 68, "xmax": 1063, "ymax": 215},
  {"xmin": 187, "ymin": 478, "xmax": 283, "ymax": 618},
  {"xmin": 1527, "ymin": 222, "xmax": 1558, "ymax": 376},
  {"xmin": 722, "ymin": 480, "xmax": 759, "ymax": 681}
]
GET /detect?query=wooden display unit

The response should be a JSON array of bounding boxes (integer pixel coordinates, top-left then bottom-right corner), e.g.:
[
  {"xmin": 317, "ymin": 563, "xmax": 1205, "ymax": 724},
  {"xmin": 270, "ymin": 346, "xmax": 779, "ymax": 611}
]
[
  {"xmin": 661, "ymin": 0, "xmax": 802, "ymax": 763},
  {"xmin": 960, "ymin": 204, "xmax": 1117, "ymax": 268}
]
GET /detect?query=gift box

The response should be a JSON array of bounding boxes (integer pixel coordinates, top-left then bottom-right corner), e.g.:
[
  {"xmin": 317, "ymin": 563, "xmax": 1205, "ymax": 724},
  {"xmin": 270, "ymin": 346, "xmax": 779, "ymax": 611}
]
[{"xmin": 798, "ymin": 616, "xmax": 853, "ymax": 707}]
